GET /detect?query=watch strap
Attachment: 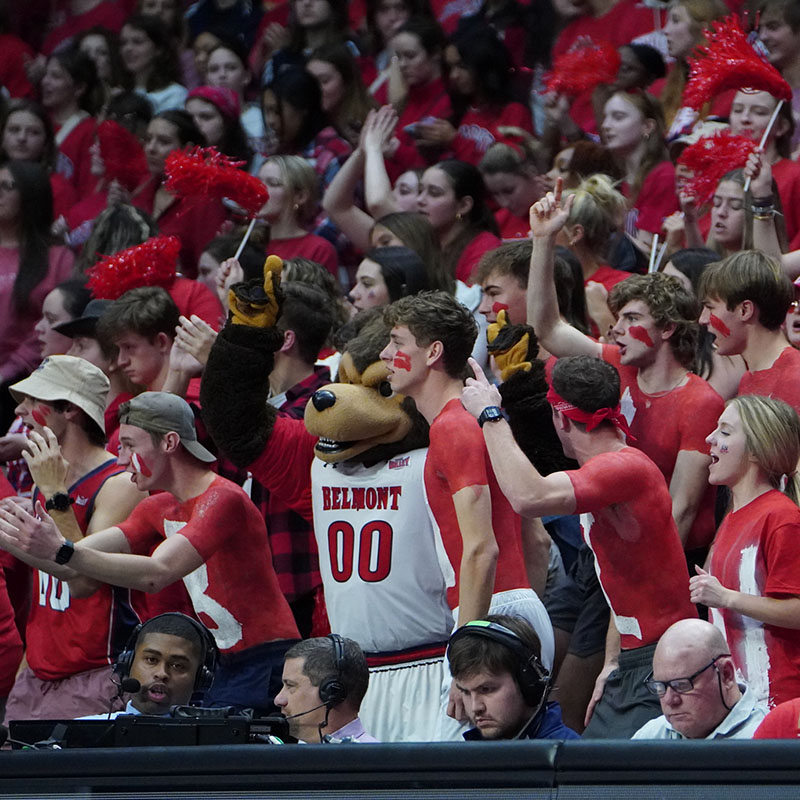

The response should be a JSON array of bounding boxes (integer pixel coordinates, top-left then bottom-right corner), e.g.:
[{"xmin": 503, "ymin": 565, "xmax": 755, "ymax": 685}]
[
  {"xmin": 55, "ymin": 539, "xmax": 75, "ymax": 565},
  {"xmin": 45, "ymin": 492, "xmax": 75, "ymax": 512},
  {"xmin": 477, "ymin": 406, "xmax": 506, "ymax": 428}
]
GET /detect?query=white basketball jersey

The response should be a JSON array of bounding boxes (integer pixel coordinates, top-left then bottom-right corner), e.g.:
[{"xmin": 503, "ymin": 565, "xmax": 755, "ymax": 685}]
[{"xmin": 311, "ymin": 448, "xmax": 454, "ymax": 653}]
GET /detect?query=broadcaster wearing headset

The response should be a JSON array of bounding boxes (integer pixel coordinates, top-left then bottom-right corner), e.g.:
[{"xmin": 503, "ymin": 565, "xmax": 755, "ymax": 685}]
[
  {"xmin": 274, "ymin": 634, "xmax": 378, "ymax": 743},
  {"xmin": 81, "ymin": 612, "xmax": 218, "ymax": 719},
  {"xmin": 448, "ymin": 615, "xmax": 579, "ymax": 740}
]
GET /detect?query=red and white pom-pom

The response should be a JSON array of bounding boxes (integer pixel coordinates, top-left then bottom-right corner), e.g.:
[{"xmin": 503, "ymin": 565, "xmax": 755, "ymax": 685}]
[
  {"xmin": 542, "ymin": 39, "xmax": 621, "ymax": 97},
  {"xmin": 96, "ymin": 120, "xmax": 149, "ymax": 191},
  {"xmin": 678, "ymin": 131, "xmax": 756, "ymax": 205},
  {"xmin": 87, "ymin": 236, "xmax": 181, "ymax": 299},
  {"xmin": 684, "ymin": 15, "xmax": 792, "ymax": 110},
  {"xmin": 164, "ymin": 146, "xmax": 269, "ymax": 217}
]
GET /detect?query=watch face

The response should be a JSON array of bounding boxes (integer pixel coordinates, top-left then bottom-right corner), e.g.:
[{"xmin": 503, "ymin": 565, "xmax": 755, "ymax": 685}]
[{"xmin": 479, "ymin": 406, "xmax": 504, "ymax": 426}]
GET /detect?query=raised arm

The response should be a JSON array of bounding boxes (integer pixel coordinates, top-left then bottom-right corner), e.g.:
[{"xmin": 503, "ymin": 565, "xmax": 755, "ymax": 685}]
[
  {"xmin": 321, "ymin": 129, "xmax": 374, "ymax": 254},
  {"xmin": 461, "ymin": 358, "xmax": 576, "ymax": 519},
  {"xmin": 363, "ymin": 106, "xmax": 402, "ymax": 220},
  {"xmin": 0, "ymin": 499, "xmax": 202, "ymax": 593},
  {"xmin": 527, "ymin": 180, "xmax": 602, "ymax": 358}
]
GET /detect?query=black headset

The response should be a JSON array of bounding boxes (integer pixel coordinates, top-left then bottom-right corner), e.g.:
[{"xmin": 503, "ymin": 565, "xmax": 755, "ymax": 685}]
[
  {"xmin": 114, "ymin": 612, "xmax": 219, "ymax": 694},
  {"xmin": 318, "ymin": 633, "xmax": 347, "ymax": 708},
  {"xmin": 447, "ymin": 620, "xmax": 551, "ymax": 708}
]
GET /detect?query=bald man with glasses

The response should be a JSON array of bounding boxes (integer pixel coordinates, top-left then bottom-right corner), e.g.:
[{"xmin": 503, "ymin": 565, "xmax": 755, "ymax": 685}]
[{"xmin": 632, "ymin": 619, "xmax": 766, "ymax": 740}]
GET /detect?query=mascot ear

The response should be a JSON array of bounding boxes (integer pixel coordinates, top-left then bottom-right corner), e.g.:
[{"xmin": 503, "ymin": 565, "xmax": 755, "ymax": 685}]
[{"xmin": 336, "ymin": 352, "xmax": 359, "ymax": 385}]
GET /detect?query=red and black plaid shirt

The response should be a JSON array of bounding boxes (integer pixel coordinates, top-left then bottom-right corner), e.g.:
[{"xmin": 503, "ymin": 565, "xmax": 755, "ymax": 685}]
[{"xmin": 250, "ymin": 366, "xmax": 330, "ymax": 602}]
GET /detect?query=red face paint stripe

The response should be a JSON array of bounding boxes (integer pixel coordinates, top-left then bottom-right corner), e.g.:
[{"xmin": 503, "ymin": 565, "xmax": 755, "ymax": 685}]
[
  {"xmin": 492, "ymin": 301, "xmax": 509, "ymax": 315},
  {"xmin": 31, "ymin": 408, "xmax": 48, "ymax": 427},
  {"xmin": 709, "ymin": 314, "xmax": 731, "ymax": 338},
  {"xmin": 393, "ymin": 352, "xmax": 412, "ymax": 371},
  {"xmin": 628, "ymin": 325, "xmax": 654, "ymax": 347},
  {"xmin": 131, "ymin": 453, "xmax": 152, "ymax": 477}
]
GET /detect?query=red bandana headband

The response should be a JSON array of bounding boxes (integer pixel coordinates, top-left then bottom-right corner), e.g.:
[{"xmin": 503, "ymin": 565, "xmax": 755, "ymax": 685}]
[{"xmin": 546, "ymin": 385, "xmax": 634, "ymax": 440}]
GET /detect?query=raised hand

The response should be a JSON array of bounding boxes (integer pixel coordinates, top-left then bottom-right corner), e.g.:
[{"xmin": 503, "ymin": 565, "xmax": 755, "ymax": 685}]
[
  {"xmin": 0, "ymin": 499, "xmax": 64, "ymax": 561},
  {"xmin": 461, "ymin": 357, "xmax": 503, "ymax": 419},
  {"xmin": 689, "ymin": 565, "xmax": 730, "ymax": 609},
  {"xmin": 175, "ymin": 315, "xmax": 218, "ymax": 367},
  {"xmin": 744, "ymin": 149, "xmax": 772, "ymax": 198},
  {"xmin": 529, "ymin": 177, "xmax": 575, "ymax": 239},
  {"xmin": 22, "ymin": 428, "xmax": 68, "ymax": 498}
]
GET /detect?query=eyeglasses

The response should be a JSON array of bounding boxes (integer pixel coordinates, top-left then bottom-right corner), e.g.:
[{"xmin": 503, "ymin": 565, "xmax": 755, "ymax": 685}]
[
  {"xmin": 644, "ymin": 655, "xmax": 729, "ymax": 697},
  {"xmin": 0, "ymin": 179, "xmax": 16, "ymax": 193}
]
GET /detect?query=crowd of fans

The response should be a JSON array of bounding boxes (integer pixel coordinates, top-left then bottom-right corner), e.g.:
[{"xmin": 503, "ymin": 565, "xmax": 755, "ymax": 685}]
[{"xmin": 0, "ymin": 0, "xmax": 799, "ymax": 745}]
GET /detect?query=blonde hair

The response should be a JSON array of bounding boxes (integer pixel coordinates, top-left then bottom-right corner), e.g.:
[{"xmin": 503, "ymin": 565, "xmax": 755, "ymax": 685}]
[
  {"xmin": 266, "ymin": 154, "xmax": 319, "ymax": 224},
  {"xmin": 479, "ymin": 127, "xmax": 546, "ymax": 177},
  {"xmin": 660, "ymin": 0, "xmax": 729, "ymax": 127},
  {"xmin": 729, "ymin": 394, "xmax": 800, "ymax": 505},
  {"xmin": 564, "ymin": 174, "xmax": 627, "ymax": 255}
]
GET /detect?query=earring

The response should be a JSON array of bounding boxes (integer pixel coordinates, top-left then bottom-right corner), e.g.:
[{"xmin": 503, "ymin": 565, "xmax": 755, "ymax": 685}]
[
  {"xmin": 293, "ymin": 203, "xmax": 299, "ymax": 210},
  {"xmin": 456, "ymin": 212, "xmax": 462, "ymax": 221}
]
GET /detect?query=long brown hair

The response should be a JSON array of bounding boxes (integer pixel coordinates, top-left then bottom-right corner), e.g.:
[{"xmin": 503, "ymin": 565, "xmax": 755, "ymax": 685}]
[{"xmin": 660, "ymin": 0, "xmax": 728, "ymax": 127}]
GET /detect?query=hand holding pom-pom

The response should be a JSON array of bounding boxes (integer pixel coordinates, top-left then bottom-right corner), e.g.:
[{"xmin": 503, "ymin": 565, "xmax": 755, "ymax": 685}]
[{"xmin": 677, "ymin": 130, "xmax": 757, "ymax": 206}]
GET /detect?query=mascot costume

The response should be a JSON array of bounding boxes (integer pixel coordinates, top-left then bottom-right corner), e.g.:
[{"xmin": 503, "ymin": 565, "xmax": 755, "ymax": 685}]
[{"xmin": 200, "ymin": 258, "xmax": 572, "ymax": 741}]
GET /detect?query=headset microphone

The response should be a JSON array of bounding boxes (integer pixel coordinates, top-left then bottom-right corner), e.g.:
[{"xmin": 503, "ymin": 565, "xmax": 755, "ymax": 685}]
[
  {"xmin": 283, "ymin": 702, "xmax": 329, "ymax": 720},
  {"xmin": 120, "ymin": 678, "xmax": 141, "ymax": 694}
]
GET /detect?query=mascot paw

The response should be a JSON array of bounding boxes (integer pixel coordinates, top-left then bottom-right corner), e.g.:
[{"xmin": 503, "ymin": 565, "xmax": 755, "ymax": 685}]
[
  {"xmin": 487, "ymin": 310, "xmax": 540, "ymax": 383},
  {"xmin": 229, "ymin": 254, "xmax": 284, "ymax": 328}
]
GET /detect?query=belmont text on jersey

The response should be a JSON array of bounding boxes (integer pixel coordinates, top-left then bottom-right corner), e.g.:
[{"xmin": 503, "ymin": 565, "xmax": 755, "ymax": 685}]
[{"xmin": 321, "ymin": 485, "xmax": 402, "ymax": 512}]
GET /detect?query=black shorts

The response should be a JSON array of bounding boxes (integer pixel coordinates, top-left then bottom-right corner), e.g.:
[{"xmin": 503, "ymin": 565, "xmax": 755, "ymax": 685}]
[{"xmin": 545, "ymin": 545, "xmax": 609, "ymax": 658}]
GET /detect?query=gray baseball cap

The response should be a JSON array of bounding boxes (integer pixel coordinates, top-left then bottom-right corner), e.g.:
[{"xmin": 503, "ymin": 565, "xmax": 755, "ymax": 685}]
[{"xmin": 118, "ymin": 392, "xmax": 216, "ymax": 463}]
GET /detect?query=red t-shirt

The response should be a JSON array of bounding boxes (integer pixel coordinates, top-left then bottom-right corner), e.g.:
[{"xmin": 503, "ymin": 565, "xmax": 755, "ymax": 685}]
[
  {"xmin": 268, "ymin": 233, "xmax": 338, "ymax": 277},
  {"xmin": 566, "ymin": 447, "xmax": 697, "ymax": 649},
  {"xmin": 709, "ymin": 489, "xmax": 800, "ymax": 707},
  {"xmin": 167, "ymin": 276, "xmax": 224, "ymax": 330},
  {"xmin": 41, "ymin": 0, "xmax": 127, "ymax": 54},
  {"xmin": 587, "ymin": 264, "xmax": 630, "ymax": 292},
  {"xmin": 118, "ymin": 475, "xmax": 300, "ymax": 653},
  {"xmin": 0, "ymin": 34, "xmax": 34, "ymax": 98},
  {"xmin": 553, "ymin": 0, "xmax": 662, "ymax": 61},
  {"xmin": 754, "ymin": 697, "xmax": 800, "ymax": 739},
  {"xmin": 495, "ymin": 208, "xmax": 530, "ymax": 240},
  {"xmin": 633, "ymin": 161, "xmax": 679, "ymax": 235},
  {"xmin": 424, "ymin": 398, "xmax": 527, "ymax": 610},
  {"xmin": 55, "ymin": 116, "xmax": 97, "ymax": 200},
  {"xmin": 0, "ymin": 473, "xmax": 22, "ymax": 695},
  {"xmin": 737, "ymin": 346, "xmax": 800, "ymax": 417},
  {"xmin": 602, "ymin": 345, "xmax": 723, "ymax": 550},
  {"xmin": 26, "ymin": 459, "xmax": 138, "ymax": 681},
  {"xmin": 451, "ymin": 102, "xmax": 534, "ymax": 166},
  {"xmin": 772, "ymin": 158, "xmax": 800, "ymax": 251},
  {"xmin": 388, "ymin": 77, "xmax": 453, "ymax": 181},
  {"xmin": 133, "ymin": 178, "xmax": 228, "ymax": 278},
  {"xmin": 456, "ymin": 231, "xmax": 502, "ymax": 284}
]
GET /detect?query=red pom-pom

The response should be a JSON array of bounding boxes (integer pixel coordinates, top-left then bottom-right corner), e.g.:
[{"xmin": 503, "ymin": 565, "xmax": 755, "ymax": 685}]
[
  {"xmin": 542, "ymin": 40, "xmax": 621, "ymax": 97},
  {"xmin": 164, "ymin": 146, "xmax": 269, "ymax": 216},
  {"xmin": 678, "ymin": 131, "xmax": 756, "ymax": 205},
  {"xmin": 96, "ymin": 120, "xmax": 149, "ymax": 192},
  {"xmin": 87, "ymin": 236, "xmax": 181, "ymax": 299},
  {"xmin": 684, "ymin": 15, "xmax": 791, "ymax": 110}
]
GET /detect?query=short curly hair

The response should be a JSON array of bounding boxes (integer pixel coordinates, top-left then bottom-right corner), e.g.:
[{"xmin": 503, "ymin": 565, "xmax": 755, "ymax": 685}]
[
  {"xmin": 609, "ymin": 273, "xmax": 699, "ymax": 368},
  {"xmin": 383, "ymin": 290, "xmax": 478, "ymax": 378}
]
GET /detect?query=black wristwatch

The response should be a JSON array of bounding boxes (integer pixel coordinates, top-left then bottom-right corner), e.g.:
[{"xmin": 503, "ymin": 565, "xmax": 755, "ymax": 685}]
[
  {"xmin": 478, "ymin": 406, "xmax": 506, "ymax": 428},
  {"xmin": 45, "ymin": 492, "xmax": 74, "ymax": 512},
  {"xmin": 55, "ymin": 539, "xmax": 75, "ymax": 565}
]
